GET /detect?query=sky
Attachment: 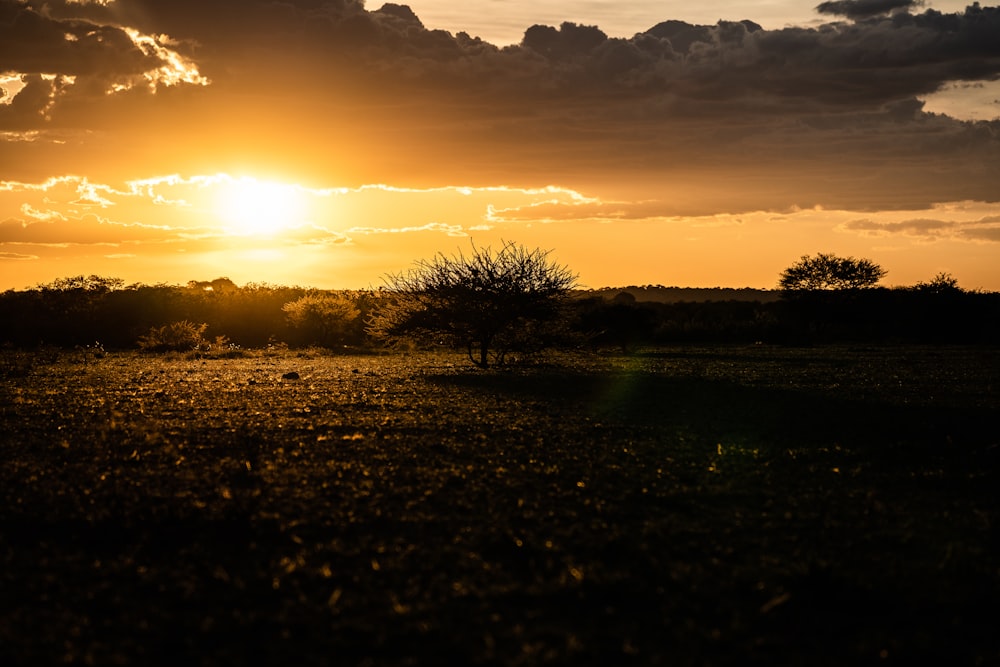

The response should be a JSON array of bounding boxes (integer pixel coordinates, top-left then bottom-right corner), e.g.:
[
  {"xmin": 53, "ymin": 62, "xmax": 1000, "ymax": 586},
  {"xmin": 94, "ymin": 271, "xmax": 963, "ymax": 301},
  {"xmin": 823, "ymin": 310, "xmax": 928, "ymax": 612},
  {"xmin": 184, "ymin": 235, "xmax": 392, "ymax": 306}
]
[{"xmin": 1, "ymin": 0, "xmax": 999, "ymax": 292}]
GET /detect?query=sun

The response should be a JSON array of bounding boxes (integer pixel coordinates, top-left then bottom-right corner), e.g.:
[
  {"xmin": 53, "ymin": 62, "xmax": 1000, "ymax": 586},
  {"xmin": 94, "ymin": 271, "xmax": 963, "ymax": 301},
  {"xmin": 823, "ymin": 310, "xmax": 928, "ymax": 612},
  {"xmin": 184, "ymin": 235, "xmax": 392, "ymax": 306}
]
[{"xmin": 216, "ymin": 177, "xmax": 306, "ymax": 235}]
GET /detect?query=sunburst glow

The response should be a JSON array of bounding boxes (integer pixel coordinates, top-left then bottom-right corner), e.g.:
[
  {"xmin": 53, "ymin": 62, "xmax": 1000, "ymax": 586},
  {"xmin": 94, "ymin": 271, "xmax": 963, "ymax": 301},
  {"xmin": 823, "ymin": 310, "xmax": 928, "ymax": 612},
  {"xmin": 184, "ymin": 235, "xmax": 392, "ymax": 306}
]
[{"xmin": 216, "ymin": 177, "xmax": 306, "ymax": 236}]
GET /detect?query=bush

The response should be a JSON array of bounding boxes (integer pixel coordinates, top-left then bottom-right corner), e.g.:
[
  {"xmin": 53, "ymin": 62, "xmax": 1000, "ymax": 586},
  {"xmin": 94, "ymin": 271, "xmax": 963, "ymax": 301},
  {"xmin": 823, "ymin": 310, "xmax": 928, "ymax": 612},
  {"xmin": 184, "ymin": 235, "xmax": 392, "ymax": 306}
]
[
  {"xmin": 137, "ymin": 321, "xmax": 210, "ymax": 352},
  {"xmin": 282, "ymin": 292, "xmax": 363, "ymax": 348},
  {"xmin": 369, "ymin": 242, "xmax": 578, "ymax": 368}
]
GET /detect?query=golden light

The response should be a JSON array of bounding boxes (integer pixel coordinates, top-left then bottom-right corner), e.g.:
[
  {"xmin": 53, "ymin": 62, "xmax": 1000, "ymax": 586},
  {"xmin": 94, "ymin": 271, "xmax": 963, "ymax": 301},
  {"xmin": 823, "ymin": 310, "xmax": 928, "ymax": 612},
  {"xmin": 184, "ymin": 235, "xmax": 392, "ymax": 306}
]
[{"xmin": 215, "ymin": 177, "xmax": 306, "ymax": 236}]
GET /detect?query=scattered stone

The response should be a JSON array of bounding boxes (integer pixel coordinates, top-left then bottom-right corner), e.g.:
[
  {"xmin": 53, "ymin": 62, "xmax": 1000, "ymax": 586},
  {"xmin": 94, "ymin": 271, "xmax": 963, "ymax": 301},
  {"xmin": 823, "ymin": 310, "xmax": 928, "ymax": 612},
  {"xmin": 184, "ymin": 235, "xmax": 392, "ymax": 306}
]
[{"xmin": 282, "ymin": 371, "xmax": 301, "ymax": 380}]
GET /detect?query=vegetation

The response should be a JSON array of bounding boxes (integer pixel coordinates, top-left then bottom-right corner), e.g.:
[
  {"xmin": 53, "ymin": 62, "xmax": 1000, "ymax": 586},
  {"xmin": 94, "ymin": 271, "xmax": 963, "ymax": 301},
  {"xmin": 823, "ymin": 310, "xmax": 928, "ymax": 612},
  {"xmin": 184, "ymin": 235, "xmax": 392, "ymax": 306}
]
[
  {"xmin": 778, "ymin": 252, "xmax": 887, "ymax": 292},
  {"xmin": 282, "ymin": 291, "xmax": 366, "ymax": 348},
  {"xmin": 368, "ymin": 242, "xmax": 578, "ymax": 367},
  {"xmin": 0, "ymin": 253, "xmax": 997, "ymax": 359},
  {"xmin": 137, "ymin": 320, "xmax": 211, "ymax": 352}
]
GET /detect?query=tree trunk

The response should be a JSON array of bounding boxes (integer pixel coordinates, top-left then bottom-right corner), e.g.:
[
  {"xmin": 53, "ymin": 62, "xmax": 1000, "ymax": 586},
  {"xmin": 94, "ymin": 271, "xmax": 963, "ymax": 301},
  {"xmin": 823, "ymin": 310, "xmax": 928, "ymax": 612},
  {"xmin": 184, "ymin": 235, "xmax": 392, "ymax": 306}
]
[{"xmin": 468, "ymin": 338, "xmax": 491, "ymax": 368}]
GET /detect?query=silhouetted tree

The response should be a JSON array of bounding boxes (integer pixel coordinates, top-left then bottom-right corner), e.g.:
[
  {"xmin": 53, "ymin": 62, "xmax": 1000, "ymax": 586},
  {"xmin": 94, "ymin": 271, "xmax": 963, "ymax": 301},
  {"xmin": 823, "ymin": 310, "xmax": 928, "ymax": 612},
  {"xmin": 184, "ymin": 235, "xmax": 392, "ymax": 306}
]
[
  {"xmin": 27, "ymin": 275, "xmax": 128, "ymax": 345},
  {"xmin": 38, "ymin": 275, "xmax": 126, "ymax": 292},
  {"xmin": 369, "ymin": 241, "xmax": 577, "ymax": 368},
  {"xmin": 913, "ymin": 272, "xmax": 961, "ymax": 294},
  {"xmin": 778, "ymin": 253, "xmax": 886, "ymax": 292},
  {"xmin": 187, "ymin": 277, "xmax": 238, "ymax": 292}
]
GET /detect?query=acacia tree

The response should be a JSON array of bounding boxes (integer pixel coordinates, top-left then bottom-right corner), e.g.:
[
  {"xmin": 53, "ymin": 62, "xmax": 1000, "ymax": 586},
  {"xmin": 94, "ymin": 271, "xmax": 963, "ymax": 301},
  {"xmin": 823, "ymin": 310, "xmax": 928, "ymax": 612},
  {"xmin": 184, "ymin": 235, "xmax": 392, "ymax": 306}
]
[
  {"xmin": 368, "ymin": 241, "xmax": 578, "ymax": 368},
  {"xmin": 778, "ymin": 253, "xmax": 886, "ymax": 292}
]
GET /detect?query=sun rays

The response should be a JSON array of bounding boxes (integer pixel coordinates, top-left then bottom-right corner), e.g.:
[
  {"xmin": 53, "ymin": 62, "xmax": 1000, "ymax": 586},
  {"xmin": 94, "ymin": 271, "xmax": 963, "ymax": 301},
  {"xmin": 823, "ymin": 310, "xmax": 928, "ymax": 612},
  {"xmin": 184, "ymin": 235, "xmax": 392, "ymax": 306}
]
[{"xmin": 215, "ymin": 177, "xmax": 307, "ymax": 236}]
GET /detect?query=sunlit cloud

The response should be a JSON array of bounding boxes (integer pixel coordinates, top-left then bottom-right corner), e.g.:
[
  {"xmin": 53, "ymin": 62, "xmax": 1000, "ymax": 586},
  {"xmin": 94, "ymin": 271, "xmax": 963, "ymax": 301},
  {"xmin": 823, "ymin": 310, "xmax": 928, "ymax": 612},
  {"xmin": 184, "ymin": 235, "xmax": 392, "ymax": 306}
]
[
  {"xmin": 20, "ymin": 204, "xmax": 67, "ymax": 222},
  {"xmin": 0, "ymin": 73, "xmax": 27, "ymax": 105},
  {"xmin": 0, "ymin": 130, "xmax": 43, "ymax": 142},
  {"xmin": 0, "ymin": 213, "xmax": 185, "ymax": 246},
  {"xmin": 348, "ymin": 222, "xmax": 469, "ymax": 237},
  {"xmin": 114, "ymin": 29, "xmax": 210, "ymax": 93},
  {"xmin": 71, "ymin": 182, "xmax": 117, "ymax": 208},
  {"xmin": 0, "ymin": 251, "xmax": 38, "ymax": 261},
  {"xmin": 271, "ymin": 223, "xmax": 351, "ymax": 246}
]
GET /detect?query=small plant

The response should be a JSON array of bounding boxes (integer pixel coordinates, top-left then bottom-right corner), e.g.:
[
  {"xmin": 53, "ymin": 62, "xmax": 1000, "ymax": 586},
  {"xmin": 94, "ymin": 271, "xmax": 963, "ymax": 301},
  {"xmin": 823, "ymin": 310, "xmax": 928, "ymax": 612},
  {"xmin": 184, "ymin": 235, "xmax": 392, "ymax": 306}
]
[{"xmin": 137, "ymin": 321, "xmax": 210, "ymax": 352}]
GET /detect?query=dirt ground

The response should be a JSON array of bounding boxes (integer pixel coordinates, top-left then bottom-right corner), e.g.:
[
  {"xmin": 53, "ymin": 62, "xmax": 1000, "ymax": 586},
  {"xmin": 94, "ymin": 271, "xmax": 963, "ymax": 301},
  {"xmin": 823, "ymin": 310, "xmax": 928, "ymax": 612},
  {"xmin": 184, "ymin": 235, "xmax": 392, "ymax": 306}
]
[{"xmin": 1, "ymin": 345, "xmax": 997, "ymax": 665}]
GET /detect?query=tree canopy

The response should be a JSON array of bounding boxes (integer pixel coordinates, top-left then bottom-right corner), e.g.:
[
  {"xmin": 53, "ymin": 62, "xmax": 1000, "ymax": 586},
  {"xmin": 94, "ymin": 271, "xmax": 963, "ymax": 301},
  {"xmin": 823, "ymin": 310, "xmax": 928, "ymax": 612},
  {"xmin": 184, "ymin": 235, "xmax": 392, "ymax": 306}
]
[
  {"xmin": 779, "ymin": 253, "xmax": 886, "ymax": 292},
  {"xmin": 368, "ymin": 241, "xmax": 578, "ymax": 368}
]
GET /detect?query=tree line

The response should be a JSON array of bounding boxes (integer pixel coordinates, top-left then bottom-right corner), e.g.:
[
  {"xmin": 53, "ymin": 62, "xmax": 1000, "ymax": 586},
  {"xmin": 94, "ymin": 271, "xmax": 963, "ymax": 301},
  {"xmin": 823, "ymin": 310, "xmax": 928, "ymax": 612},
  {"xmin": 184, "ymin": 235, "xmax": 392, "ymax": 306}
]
[{"xmin": 1, "ymin": 247, "xmax": 997, "ymax": 365}]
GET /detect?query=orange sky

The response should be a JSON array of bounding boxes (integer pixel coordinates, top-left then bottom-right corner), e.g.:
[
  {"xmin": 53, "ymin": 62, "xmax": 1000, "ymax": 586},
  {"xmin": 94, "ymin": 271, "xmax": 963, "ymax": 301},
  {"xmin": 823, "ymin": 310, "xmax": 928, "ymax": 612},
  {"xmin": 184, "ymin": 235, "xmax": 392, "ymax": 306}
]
[{"xmin": 2, "ymin": 0, "xmax": 999, "ymax": 291}]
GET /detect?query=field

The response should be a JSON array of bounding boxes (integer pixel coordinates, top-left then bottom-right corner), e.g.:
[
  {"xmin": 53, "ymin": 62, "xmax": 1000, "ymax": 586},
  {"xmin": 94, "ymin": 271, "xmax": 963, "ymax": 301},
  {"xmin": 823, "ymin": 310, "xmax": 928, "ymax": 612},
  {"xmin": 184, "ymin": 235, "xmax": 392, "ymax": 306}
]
[{"xmin": 1, "ymin": 345, "xmax": 998, "ymax": 666}]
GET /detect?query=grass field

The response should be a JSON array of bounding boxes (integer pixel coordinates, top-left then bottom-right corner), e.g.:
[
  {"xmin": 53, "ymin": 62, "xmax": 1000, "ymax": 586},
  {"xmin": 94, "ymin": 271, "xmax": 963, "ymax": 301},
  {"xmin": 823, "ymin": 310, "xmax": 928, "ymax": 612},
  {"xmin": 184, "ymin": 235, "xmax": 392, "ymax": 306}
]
[{"xmin": 1, "ymin": 345, "xmax": 998, "ymax": 666}]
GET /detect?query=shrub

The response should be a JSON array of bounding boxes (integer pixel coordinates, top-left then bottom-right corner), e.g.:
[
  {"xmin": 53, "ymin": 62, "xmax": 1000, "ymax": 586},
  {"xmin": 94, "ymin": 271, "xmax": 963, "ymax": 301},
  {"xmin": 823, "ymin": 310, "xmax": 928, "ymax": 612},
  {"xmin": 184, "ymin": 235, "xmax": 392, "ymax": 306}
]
[
  {"xmin": 282, "ymin": 292, "xmax": 363, "ymax": 348},
  {"xmin": 137, "ymin": 321, "xmax": 210, "ymax": 352},
  {"xmin": 368, "ymin": 241, "xmax": 577, "ymax": 368}
]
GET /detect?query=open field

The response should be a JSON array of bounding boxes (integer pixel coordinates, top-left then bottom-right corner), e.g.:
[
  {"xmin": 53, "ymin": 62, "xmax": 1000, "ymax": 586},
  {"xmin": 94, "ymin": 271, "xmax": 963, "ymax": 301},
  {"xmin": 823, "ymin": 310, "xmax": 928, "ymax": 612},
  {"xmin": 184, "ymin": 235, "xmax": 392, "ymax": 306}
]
[{"xmin": 1, "ymin": 345, "xmax": 998, "ymax": 666}]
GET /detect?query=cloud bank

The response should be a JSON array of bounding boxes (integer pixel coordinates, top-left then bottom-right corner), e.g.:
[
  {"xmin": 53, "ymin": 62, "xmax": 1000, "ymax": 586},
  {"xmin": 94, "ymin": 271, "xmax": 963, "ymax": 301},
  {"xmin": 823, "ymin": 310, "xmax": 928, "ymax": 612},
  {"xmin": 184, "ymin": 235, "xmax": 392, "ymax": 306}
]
[{"xmin": 0, "ymin": 0, "xmax": 996, "ymax": 212}]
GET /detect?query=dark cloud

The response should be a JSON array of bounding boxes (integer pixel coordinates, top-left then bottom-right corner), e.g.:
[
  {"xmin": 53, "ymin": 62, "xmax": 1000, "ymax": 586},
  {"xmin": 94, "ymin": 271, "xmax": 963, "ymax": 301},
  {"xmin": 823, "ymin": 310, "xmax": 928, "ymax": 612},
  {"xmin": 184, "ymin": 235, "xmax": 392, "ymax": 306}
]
[
  {"xmin": 0, "ymin": 4, "xmax": 156, "ymax": 79},
  {"xmin": 816, "ymin": 0, "xmax": 923, "ymax": 20},
  {"xmin": 522, "ymin": 22, "xmax": 608, "ymax": 60},
  {"xmin": 960, "ymin": 227, "xmax": 1000, "ymax": 241},
  {"xmin": 842, "ymin": 215, "xmax": 1000, "ymax": 241},
  {"xmin": 9, "ymin": 1, "xmax": 999, "ymax": 107},
  {"xmin": 2, "ymin": 1, "xmax": 1000, "ymax": 211},
  {"xmin": 844, "ymin": 217, "xmax": 954, "ymax": 235}
]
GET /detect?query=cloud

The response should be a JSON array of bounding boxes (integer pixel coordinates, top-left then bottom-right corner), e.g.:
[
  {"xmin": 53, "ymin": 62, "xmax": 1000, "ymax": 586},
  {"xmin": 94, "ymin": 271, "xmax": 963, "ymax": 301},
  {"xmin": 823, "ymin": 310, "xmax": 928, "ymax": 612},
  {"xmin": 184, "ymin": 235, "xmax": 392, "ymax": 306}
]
[
  {"xmin": 347, "ymin": 221, "xmax": 471, "ymax": 237},
  {"xmin": 816, "ymin": 0, "xmax": 924, "ymax": 20},
  {"xmin": 841, "ymin": 215, "xmax": 1000, "ymax": 241},
  {"xmin": 0, "ymin": 1, "xmax": 207, "ymax": 129},
  {"xmin": 21, "ymin": 204, "xmax": 68, "ymax": 221},
  {"xmin": 1, "ymin": 1, "xmax": 999, "ymax": 214},
  {"xmin": 0, "ymin": 251, "xmax": 38, "ymax": 260},
  {"xmin": 16, "ymin": 1, "xmax": 999, "ymax": 108},
  {"xmin": 276, "ymin": 224, "xmax": 351, "ymax": 246},
  {"xmin": 960, "ymin": 227, "xmax": 1000, "ymax": 241},
  {"xmin": 0, "ymin": 213, "xmax": 180, "ymax": 245}
]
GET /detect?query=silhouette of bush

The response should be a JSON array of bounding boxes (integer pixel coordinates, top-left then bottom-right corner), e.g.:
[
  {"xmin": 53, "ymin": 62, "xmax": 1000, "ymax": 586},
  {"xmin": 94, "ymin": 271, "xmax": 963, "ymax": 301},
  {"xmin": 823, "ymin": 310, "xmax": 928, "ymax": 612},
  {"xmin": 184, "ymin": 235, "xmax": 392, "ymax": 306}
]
[
  {"xmin": 913, "ymin": 272, "xmax": 961, "ymax": 294},
  {"xmin": 137, "ymin": 321, "xmax": 210, "ymax": 352},
  {"xmin": 282, "ymin": 292, "xmax": 364, "ymax": 348},
  {"xmin": 369, "ymin": 241, "xmax": 577, "ymax": 367}
]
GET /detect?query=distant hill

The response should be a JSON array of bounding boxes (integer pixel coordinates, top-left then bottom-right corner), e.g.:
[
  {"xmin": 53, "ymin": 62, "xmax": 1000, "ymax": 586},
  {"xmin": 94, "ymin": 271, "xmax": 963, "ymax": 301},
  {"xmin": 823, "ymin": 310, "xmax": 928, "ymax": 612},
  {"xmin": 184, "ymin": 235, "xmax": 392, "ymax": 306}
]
[{"xmin": 579, "ymin": 286, "xmax": 782, "ymax": 303}]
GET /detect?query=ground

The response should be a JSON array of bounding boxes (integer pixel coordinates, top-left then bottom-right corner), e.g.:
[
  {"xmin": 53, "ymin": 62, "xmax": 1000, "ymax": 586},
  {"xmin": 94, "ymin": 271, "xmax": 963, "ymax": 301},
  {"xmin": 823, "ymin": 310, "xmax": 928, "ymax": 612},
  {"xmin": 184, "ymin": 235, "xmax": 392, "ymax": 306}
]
[{"xmin": 0, "ymin": 345, "xmax": 997, "ymax": 666}]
